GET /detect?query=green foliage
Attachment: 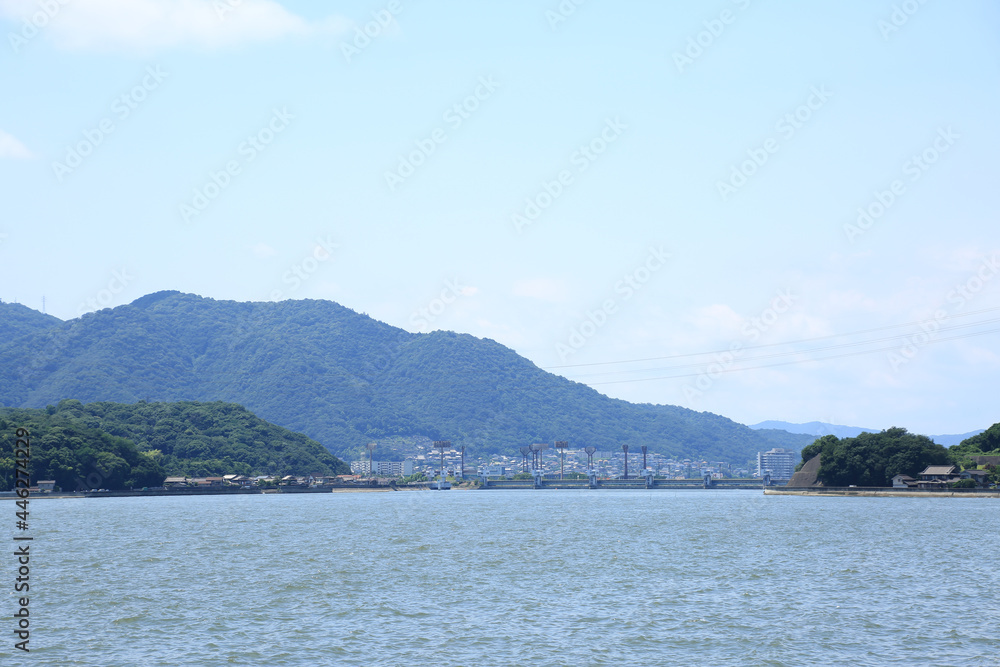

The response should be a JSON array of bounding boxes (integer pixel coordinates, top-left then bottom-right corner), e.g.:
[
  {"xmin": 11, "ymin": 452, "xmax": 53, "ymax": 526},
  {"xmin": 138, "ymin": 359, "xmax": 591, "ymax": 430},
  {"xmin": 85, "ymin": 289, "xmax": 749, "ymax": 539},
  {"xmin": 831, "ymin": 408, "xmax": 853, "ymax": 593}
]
[
  {"xmin": 0, "ymin": 302, "xmax": 61, "ymax": 343},
  {"xmin": 0, "ymin": 399, "xmax": 349, "ymax": 490},
  {"xmin": 988, "ymin": 466, "xmax": 1000, "ymax": 485},
  {"xmin": 949, "ymin": 478, "xmax": 978, "ymax": 489},
  {"xmin": 801, "ymin": 428, "xmax": 953, "ymax": 487},
  {"xmin": 399, "ymin": 472, "xmax": 426, "ymax": 484},
  {"xmin": 512, "ymin": 472, "xmax": 533, "ymax": 480},
  {"xmin": 0, "ymin": 409, "xmax": 165, "ymax": 491},
  {"xmin": 0, "ymin": 292, "xmax": 813, "ymax": 464},
  {"xmin": 949, "ymin": 423, "xmax": 1000, "ymax": 468}
]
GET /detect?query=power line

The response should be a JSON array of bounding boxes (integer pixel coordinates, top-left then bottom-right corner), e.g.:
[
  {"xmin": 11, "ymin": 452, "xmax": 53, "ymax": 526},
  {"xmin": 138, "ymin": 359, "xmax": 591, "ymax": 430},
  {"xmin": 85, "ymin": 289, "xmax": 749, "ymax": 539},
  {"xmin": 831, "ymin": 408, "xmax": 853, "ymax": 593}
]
[
  {"xmin": 544, "ymin": 304, "xmax": 1000, "ymax": 370},
  {"xmin": 585, "ymin": 326, "xmax": 1000, "ymax": 386},
  {"xmin": 564, "ymin": 316, "xmax": 1000, "ymax": 379}
]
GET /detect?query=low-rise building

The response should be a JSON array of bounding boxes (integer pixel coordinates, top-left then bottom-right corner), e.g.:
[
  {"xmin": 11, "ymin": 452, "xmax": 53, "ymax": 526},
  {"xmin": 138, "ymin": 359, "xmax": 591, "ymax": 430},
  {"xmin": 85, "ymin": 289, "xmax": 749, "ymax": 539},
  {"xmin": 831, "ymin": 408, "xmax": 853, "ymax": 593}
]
[
  {"xmin": 959, "ymin": 470, "xmax": 990, "ymax": 487},
  {"xmin": 918, "ymin": 465, "xmax": 959, "ymax": 482},
  {"xmin": 351, "ymin": 459, "xmax": 414, "ymax": 477}
]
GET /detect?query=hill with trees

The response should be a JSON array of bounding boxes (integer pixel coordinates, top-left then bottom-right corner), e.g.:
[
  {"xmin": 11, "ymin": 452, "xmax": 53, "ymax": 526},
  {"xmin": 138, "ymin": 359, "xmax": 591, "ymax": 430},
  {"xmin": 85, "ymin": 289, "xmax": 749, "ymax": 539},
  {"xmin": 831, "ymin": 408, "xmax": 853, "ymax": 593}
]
[
  {"xmin": 0, "ymin": 301, "xmax": 62, "ymax": 341},
  {"xmin": 797, "ymin": 427, "xmax": 954, "ymax": 487},
  {"xmin": 0, "ymin": 399, "xmax": 349, "ymax": 491},
  {"xmin": 0, "ymin": 291, "xmax": 813, "ymax": 462},
  {"xmin": 950, "ymin": 422, "xmax": 1000, "ymax": 468}
]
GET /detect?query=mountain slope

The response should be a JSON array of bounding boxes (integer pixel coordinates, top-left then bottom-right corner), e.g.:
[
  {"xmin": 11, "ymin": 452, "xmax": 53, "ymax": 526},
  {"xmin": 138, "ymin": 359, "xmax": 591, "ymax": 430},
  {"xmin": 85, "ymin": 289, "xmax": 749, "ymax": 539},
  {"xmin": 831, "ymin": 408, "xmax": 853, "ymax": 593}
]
[
  {"xmin": 0, "ymin": 301, "xmax": 61, "ymax": 341},
  {"xmin": 0, "ymin": 292, "xmax": 812, "ymax": 461}
]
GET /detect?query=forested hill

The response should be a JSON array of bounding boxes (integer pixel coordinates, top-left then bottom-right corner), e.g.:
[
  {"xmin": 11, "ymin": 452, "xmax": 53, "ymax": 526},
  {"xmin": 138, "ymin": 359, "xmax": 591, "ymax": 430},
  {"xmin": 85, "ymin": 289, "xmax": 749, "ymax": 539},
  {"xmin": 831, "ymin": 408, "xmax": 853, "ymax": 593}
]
[
  {"xmin": 0, "ymin": 301, "xmax": 62, "ymax": 341},
  {"xmin": 0, "ymin": 292, "xmax": 812, "ymax": 461},
  {"xmin": 0, "ymin": 399, "xmax": 349, "ymax": 490}
]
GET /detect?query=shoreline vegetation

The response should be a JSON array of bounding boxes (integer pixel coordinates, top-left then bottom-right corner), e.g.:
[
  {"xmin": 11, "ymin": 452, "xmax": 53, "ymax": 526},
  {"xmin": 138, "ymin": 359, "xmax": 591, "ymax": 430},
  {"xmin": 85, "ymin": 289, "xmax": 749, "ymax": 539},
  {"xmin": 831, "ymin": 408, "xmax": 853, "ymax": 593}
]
[
  {"xmin": 785, "ymin": 425, "xmax": 1000, "ymax": 491},
  {"xmin": 3, "ymin": 396, "xmax": 996, "ymax": 497}
]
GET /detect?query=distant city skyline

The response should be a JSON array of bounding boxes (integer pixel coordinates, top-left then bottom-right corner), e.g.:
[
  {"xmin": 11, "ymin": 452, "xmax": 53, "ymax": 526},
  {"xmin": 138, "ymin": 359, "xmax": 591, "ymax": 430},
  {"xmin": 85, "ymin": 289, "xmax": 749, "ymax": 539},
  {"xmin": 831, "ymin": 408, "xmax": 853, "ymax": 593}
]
[{"xmin": 2, "ymin": 0, "xmax": 998, "ymax": 435}]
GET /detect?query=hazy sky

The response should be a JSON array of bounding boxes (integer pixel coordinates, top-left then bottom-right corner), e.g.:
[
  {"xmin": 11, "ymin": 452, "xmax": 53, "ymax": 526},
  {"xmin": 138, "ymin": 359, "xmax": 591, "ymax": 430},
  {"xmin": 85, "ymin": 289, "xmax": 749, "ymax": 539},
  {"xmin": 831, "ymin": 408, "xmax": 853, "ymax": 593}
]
[{"xmin": 1, "ymin": 0, "xmax": 998, "ymax": 435}]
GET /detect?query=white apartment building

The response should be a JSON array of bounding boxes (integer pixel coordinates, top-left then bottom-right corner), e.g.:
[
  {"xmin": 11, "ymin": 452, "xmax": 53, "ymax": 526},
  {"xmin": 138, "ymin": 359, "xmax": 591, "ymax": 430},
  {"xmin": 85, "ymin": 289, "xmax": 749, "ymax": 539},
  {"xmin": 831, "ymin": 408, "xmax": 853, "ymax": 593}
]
[
  {"xmin": 757, "ymin": 448, "xmax": 797, "ymax": 480},
  {"xmin": 350, "ymin": 459, "xmax": 415, "ymax": 477}
]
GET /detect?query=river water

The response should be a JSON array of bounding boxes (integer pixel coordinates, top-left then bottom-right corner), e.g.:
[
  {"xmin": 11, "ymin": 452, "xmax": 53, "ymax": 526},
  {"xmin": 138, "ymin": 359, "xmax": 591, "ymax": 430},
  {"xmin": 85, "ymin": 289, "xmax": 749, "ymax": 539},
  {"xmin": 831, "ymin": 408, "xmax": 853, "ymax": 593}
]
[{"xmin": 4, "ymin": 490, "xmax": 998, "ymax": 665}]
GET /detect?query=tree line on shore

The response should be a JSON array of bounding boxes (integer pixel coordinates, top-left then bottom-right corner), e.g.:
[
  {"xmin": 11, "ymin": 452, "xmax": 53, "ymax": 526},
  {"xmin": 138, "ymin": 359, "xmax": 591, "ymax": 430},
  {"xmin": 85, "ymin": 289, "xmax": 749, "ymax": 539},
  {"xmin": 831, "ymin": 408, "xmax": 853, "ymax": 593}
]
[
  {"xmin": 0, "ymin": 399, "xmax": 349, "ymax": 491},
  {"xmin": 798, "ymin": 423, "xmax": 1000, "ymax": 487}
]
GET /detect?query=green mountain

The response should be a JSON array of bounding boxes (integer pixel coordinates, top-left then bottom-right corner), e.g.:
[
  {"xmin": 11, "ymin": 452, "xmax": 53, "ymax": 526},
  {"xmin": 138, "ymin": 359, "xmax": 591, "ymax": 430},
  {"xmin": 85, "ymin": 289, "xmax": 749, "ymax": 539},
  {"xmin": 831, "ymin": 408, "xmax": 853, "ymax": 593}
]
[
  {"xmin": 0, "ymin": 291, "xmax": 812, "ymax": 462},
  {"xmin": 0, "ymin": 399, "xmax": 349, "ymax": 491},
  {"xmin": 0, "ymin": 301, "xmax": 62, "ymax": 341}
]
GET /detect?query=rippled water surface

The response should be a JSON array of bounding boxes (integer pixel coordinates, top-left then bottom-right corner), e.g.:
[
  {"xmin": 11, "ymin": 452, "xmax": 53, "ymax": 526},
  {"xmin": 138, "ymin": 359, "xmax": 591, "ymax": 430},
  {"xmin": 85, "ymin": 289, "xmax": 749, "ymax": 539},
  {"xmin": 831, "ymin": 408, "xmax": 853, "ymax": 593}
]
[{"xmin": 3, "ymin": 490, "xmax": 999, "ymax": 665}]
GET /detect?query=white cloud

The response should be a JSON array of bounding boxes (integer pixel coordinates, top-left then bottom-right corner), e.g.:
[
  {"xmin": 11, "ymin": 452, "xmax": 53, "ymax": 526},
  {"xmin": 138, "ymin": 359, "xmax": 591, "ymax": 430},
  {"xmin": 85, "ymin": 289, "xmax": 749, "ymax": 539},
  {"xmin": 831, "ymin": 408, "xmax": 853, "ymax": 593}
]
[
  {"xmin": 0, "ymin": 0, "xmax": 350, "ymax": 53},
  {"xmin": 0, "ymin": 130, "xmax": 33, "ymax": 159}
]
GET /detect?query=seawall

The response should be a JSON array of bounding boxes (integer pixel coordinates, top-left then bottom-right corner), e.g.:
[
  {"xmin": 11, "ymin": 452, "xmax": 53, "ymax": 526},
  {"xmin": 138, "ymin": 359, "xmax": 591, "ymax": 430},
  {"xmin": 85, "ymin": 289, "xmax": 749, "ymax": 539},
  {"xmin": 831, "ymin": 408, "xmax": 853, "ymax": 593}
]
[{"xmin": 765, "ymin": 487, "xmax": 1000, "ymax": 498}]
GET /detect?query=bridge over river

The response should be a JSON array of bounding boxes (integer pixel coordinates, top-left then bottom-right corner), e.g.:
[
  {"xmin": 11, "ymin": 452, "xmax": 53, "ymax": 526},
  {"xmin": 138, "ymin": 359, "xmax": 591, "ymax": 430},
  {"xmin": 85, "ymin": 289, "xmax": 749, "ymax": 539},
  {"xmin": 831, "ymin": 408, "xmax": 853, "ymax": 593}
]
[{"xmin": 480, "ymin": 472, "xmax": 771, "ymax": 490}]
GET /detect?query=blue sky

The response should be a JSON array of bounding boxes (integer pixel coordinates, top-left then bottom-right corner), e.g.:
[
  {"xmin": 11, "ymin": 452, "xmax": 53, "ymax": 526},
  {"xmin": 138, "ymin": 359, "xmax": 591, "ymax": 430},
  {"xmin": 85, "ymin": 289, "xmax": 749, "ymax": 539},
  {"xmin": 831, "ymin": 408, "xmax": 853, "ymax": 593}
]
[{"xmin": 1, "ymin": 0, "xmax": 998, "ymax": 435}]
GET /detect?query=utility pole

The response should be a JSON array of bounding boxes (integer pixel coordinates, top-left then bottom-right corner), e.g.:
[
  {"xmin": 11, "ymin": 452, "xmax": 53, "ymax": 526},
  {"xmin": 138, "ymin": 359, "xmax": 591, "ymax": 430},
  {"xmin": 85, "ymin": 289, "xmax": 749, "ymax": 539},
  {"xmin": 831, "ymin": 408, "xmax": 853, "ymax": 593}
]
[
  {"xmin": 433, "ymin": 441, "xmax": 451, "ymax": 484},
  {"xmin": 554, "ymin": 441, "xmax": 568, "ymax": 479},
  {"xmin": 366, "ymin": 442, "xmax": 377, "ymax": 479}
]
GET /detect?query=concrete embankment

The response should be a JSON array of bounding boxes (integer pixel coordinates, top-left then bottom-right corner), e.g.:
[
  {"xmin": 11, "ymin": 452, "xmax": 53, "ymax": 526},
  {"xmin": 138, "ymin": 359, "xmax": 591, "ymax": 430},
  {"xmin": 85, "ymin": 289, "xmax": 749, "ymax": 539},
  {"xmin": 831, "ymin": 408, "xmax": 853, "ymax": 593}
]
[{"xmin": 766, "ymin": 487, "xmax": 1000, "ymax": 498}]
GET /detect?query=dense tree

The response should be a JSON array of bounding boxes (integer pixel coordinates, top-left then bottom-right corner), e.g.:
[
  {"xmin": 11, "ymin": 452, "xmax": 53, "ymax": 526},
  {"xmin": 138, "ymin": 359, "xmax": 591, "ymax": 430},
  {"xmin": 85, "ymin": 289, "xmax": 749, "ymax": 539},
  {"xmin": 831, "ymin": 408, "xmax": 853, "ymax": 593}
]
[
  {"xmin": 950, "ymin": 422, "xmax": 1000, "ymax": 459},
  {"xmin": 0, "ymin": 399, "xmax": 349, "ymax": 490},
  {"xmin": 0, "ymin": 411, "xmax": 165, "ymax": 491},
  {"xmin": 0, "ymin": 292, "xmax": 812, "ymax": 463},
  {"xmin": 799, "ymin": 427, "xmax": 953, "ymax": 487}
]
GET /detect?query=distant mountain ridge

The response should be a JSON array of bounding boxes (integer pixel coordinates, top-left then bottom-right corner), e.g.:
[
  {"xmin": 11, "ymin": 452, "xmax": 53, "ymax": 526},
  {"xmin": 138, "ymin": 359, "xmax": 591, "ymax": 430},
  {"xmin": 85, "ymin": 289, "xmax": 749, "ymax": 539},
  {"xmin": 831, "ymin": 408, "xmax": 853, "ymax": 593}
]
[
  {"xmin": 0, "ymin": 291, "xmax": 812, "ymax": 462},
  {"xmin": 748, "ymin": 420, "xmax": 984, "ymax": 448}
]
